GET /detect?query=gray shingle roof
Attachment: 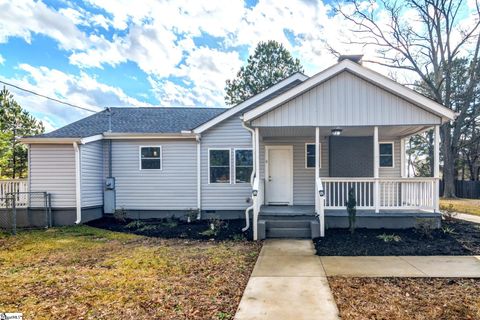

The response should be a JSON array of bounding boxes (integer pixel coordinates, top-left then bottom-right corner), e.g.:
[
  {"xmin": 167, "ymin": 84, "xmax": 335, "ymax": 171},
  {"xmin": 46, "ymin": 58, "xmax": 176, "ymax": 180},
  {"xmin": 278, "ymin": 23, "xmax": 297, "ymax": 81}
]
[{"xmin": 35, "ymin": 107, "xmax": 227, "ymax": 138}]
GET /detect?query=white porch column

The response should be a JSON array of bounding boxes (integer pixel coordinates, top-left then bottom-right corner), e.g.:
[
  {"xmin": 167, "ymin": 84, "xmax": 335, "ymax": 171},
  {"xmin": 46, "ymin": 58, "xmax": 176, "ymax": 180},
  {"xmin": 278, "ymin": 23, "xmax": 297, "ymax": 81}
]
[
  {"xmin": 434, "ymin": 125, "xmax": 440, "ymax": 212},
  {"xmin": 400, "ymin": 138, "xmax": 406, "ymax": 178},
  {"xmin": 315, "ymin": 127, "xmax": 324, "ymax": 237},
  {"xmin": 253, "ymin": 127, "xmax": 260, "ymax": 240},
  {"xmin": 373, "ymin": 126, "xmax": 380, "ymax": 213}
]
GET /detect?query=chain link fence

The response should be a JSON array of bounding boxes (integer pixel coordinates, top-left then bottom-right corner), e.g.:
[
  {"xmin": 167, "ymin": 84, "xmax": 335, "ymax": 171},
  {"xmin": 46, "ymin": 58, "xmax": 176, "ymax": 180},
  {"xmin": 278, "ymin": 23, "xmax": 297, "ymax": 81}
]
[{"xmin": 0, "ymin": 192, "xmax": 52, "ymax": 235}]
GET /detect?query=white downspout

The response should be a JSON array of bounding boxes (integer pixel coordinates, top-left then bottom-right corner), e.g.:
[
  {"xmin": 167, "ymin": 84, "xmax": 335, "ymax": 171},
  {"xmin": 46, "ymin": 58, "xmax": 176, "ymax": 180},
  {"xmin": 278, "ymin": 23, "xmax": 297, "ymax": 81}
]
[
  {"xmin": 73, "ymin": 142, "xmax": 82, "ymax": 224},
  {"xmin": 196, "ymin": 135, "xmax": 202, "ymax": 220},
  {"xmin": 241, "ymin": 120, "xmax": 256, "ymax": 232}
]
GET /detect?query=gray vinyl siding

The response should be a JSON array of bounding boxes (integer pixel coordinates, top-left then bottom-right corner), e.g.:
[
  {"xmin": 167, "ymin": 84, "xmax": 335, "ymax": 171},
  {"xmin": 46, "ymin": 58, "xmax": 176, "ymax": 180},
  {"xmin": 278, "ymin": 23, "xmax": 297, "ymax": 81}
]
[
  {"xmin": 379, "ymin": 139, "xmax": 401, "ymax": 177},
  {"xmin": 260, "ymin": 137, "xmax": 329, "ymax": 205},
  {"xmin": 80, "ymin": 141, "xmax": 103, "ymax": 207},
  {"xmin": 112, "ymin": 139, "xmax": 197, "ymax": 210},
  {"xmin": 29, "ymin": 144, "xmax": 76, "ymax": 207},
  {"xmin": 251, "ymin": 71, "xmax": 442, "ymax": 127},
  {"xmin": 201, "ymin": 117, "xmax": 253, "ymax": 210}
]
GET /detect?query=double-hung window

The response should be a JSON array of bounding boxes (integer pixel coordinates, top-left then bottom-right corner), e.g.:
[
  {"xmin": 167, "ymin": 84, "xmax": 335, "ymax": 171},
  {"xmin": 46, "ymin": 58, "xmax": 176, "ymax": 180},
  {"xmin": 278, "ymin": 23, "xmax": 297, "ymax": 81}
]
[
  {"xmin": 379, "ymin": 142, "xmax": 394, "ymax": 167},
  {"xmin": 305, "ymin": 143, "xmax": 321, "ymax": 169},
  {"xmin": 235, "ymin": 149, "xmax": 253, "ymax": 183},
  {"xmin": 209, "ymin": 149, "xmax": 231, "ymax": 183},
  {"xmin": 140, "ymin": 146, "xmax": 162, "ymax": 170}
]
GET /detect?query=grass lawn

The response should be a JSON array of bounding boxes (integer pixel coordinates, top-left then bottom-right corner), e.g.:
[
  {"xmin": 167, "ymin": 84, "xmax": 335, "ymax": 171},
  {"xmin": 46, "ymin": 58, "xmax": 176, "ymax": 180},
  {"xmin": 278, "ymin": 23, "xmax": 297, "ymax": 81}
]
[
  {"xmin": 329, "ymin": 277, "xmax": 480, "ymax": 320},
  {"xmin": 0, "ymin": 226, "xmax": 261, "ymax": 319},
  {"xmin": 440, "ymin": 198, "xmax": 480, "ymax": 216}
]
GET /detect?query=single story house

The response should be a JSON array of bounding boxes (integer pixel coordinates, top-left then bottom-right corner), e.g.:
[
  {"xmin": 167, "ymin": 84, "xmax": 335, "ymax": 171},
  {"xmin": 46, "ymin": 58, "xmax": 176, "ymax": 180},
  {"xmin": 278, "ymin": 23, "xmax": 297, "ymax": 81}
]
[{"xmin": 21, "ymin": 57, "xmax": 455, "ymax": 240}]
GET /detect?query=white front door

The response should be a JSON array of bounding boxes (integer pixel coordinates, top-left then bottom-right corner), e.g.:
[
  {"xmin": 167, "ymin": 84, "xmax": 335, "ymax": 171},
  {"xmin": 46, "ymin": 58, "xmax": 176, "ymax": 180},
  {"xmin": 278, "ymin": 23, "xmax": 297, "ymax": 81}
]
[{"xmin": 265, "ymin": 146, "xmax": 293, "ymax": 205}]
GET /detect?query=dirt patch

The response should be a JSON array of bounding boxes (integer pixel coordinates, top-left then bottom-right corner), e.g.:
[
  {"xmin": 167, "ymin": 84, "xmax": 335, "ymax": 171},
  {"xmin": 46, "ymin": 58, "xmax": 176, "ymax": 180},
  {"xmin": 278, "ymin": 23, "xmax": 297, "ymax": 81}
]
[
  {"xmin": 329, "ymin": 277, "xmax": 480, "ymax": 320},
  {"xmin": 314, "ymin": 219, "xmax": 480, "ymax": 255},
  {"xmin": 88, "ymin": 217, "xmax": 252, "ymax": 241}
]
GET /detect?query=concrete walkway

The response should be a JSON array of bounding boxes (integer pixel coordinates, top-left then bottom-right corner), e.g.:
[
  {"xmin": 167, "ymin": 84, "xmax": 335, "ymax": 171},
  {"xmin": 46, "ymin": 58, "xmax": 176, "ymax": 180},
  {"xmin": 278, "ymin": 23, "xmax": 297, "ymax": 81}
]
[
  {"xmin": 234, "ymin": 240, "xmax": 339, "ymax": 320},
  {"xmin": 453, "ymin": 212, "xmax": 480, "ymax": 224},
  {"xmin": 320, "ymin": 256, "xmax": 480, "ymax": 277}
]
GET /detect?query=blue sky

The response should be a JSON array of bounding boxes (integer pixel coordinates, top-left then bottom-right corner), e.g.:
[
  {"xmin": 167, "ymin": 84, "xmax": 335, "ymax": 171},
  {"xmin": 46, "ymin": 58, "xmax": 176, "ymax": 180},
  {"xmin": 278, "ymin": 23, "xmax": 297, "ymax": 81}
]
[{"xmin": 0, "ymin": 0, "xmax": 476, "ymax": 132}]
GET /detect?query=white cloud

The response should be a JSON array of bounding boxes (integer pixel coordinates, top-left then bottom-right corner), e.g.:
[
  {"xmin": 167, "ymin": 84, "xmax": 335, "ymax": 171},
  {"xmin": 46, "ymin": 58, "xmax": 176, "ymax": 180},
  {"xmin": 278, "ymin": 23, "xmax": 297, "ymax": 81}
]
[
  {"xmin": 0, "ymin": 64, "xmax": 153, "ymax": 131},
  {"xmin": 0, "ymin": 54, "xmax": 4, "ymax": 65}
]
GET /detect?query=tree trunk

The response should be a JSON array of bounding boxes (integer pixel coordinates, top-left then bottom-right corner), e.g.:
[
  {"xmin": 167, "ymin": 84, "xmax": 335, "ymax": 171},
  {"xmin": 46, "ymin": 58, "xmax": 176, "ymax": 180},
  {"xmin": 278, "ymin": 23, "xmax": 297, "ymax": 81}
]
[{"xmin": 441, "ymin": 124, "xmax": 456, "ymax": 198}]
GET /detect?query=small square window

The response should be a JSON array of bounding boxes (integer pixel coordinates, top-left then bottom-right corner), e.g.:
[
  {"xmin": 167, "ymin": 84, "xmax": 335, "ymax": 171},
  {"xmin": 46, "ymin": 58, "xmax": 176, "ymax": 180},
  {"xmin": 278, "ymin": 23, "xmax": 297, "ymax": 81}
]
[
  {"xmin": 209, "ymin": 149, "xmax": 230, "ymax": 183},
  {"xmin": 235, "ymin": 149, "xmax": 253, "ymax": 183},
  {"xmin": 140, "ymin": 146, "xmax": 161, "ymax": 170},
  {"xmin": 379, "ymin": 142, "xmax": 394, "ymax": 168}
]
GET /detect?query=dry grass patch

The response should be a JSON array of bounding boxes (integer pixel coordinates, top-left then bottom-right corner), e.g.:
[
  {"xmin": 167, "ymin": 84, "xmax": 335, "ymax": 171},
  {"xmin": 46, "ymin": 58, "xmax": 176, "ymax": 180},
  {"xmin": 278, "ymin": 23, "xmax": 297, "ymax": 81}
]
[
  {"xmin": 329, "ymin": 277, "xmax": 480, "ymax": 320},
  {"xmin": 441, "ymin": 198, "xmax": 480, "ymax": 217},
  {"xmin": 0, "ymin": 226, "xmax": 261, "ymax": 319}
]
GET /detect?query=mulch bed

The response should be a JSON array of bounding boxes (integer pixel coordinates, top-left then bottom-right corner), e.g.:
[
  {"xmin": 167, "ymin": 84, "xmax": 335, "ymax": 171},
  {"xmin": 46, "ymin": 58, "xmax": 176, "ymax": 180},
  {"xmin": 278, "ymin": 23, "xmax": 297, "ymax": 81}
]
[
  {"xmin": 315, "ymin": 219, "xmax": 480, "ymax": 255},
  {"xmin": 329, "ymin": 277, "xmax": 480, "ymax": 320},
  {"xmin": 88, "ymin": 217, "xmax": 252, "ymax": 241}
]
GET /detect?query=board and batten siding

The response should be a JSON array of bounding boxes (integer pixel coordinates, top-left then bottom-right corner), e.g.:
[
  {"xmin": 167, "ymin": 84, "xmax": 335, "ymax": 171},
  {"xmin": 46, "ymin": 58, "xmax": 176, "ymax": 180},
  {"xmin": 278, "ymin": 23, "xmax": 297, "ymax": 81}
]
[
  {"xmin": 379, "ymin": 138, "xmax": 401, "ymax": 178},
  {"xmin": 111, "ymin": 139, "xmax": 197, "ymax": 210},
  {"xmin": 201, "ymin": 117, "xmax": 253, "ymax": 210},
  {"xmin": 260, "ymin": 137, "xmax": 329, "ymax": 205},
  {"xmin": 80, "ymin": 141, "xmax": 104, "ymax": 207},
  {"xmin": 251, "ymin": 71, "xmax": 442, "ymax": 127},
  {"xmin": 29, "ymin": 144, "xmax": 76, "ymax": 207}
]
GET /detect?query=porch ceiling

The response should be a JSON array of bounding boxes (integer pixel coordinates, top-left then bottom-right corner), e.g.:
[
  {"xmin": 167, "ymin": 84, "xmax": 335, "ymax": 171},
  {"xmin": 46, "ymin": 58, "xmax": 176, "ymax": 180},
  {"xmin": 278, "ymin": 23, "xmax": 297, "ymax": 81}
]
[{"xmin": 259, "ymin": 125, "xmax": 431, "ymax": 138}]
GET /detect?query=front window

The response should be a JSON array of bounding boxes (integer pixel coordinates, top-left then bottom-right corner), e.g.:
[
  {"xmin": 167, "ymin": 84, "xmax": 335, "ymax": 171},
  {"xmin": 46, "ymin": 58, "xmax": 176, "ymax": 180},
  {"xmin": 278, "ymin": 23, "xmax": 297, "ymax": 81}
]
[
  {"xmin": 140, "ymin": 146, "xmax": 161, "ymax": 170},
  {"xmin": 379, "ymin": 142, "xmax": 394, "ymax": 167},
  {"xmin": 209, "ymin": 149, "xmax": 230, "ymax": 183},
  {"xmin": 235, "ymin": 149, "xmax": 253, "ymax": 183},
  {"xmin": 305, "ymin": 143, "xmax": 321, "ymax": 168}
]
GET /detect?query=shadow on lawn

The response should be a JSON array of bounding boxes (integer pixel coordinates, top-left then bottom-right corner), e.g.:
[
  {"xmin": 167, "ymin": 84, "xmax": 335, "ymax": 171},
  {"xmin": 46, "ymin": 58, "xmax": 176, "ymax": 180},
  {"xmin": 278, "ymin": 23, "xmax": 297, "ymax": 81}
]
[
  {"xmin": 314, "ymin": 219, "xmax": 480, "ymax": 256},
  {"xmin": 88, "ymin": 217, "xmax": 252, "ymax": 241}
]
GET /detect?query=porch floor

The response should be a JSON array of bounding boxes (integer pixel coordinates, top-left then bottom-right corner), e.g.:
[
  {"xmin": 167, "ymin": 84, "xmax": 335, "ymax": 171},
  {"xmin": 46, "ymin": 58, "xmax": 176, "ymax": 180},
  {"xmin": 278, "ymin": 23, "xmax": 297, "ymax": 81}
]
[{"xmin": 260, "ymin": 205, "xmax": 438, "ymax": 217}]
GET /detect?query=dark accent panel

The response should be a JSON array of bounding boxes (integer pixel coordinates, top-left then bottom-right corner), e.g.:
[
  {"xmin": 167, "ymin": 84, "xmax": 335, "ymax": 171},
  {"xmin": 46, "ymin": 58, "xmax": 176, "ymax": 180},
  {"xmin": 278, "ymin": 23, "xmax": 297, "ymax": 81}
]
[{"xmin": 329, "ymin": 136, "xmax": 373, "ymax": 177}]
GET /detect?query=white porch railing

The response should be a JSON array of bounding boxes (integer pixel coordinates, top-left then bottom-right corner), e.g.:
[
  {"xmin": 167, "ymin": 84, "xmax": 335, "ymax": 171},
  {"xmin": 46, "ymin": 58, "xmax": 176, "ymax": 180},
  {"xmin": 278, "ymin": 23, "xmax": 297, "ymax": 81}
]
[
  {"xmin": 0, "ymin": 179, "xmax": 29, "ymax": 208},
  {"xmin": 323, "ymin": 177, "xmax": 436, "ymax": 211}
]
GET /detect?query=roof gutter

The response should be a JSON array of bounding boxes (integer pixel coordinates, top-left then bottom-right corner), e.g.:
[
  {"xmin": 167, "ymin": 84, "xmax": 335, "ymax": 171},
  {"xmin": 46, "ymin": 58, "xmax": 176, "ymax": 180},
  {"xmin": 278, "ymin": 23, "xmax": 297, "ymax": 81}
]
[
  {"xmin": 73, "ymin": 141, "xmax": 82, "ymax": 224},
  {"xmin": 103, "ymin": 132, "xmax": 197, "ymax": 139}
]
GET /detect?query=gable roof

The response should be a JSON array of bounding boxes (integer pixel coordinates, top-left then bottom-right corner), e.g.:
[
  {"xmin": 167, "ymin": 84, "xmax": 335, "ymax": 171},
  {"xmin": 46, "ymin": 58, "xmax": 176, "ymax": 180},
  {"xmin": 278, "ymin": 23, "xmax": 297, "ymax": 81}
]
[
  {"xmin": 192, "ymin": 72, "xmax": 308, "ymax": 133},
  {"xmin": 243, "ymin": 59, "xmax": 456, "ymax": 123},
  {"xmin": 28, "ymin": 107, "xmax": 226, "ymax": 139}
]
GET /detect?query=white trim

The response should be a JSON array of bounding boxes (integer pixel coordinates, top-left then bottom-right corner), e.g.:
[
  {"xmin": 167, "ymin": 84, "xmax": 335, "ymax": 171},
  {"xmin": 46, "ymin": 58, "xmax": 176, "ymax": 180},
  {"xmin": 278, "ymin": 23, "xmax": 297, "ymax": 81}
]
[
  {"xmin": 105, "ymin": 132, "xmax": 196, "ymax": 139},
  {"xmin": 265, "ymin": 145, "xmax": 293, "ymax": 205},
  {"xmin": 193, "ymin": 73, "xmax": 307, "ymax": 133},
  {"xmin": 305, "ymin": 142, "xmax": 322, "ymax": 169},
  {"xmin": 379, "ymin": 141, "xmax": 395, "ymax": 168},
  {"xmin": 233, "ymin": 148, "xmax": 253, "ymax": 184},
  {"xmin": 373, "ymin": 126, "xmax": 379, "ymax": 213},
  {"xmin": 243, "ymin": 59, "xmax": 456, "ymax": 123},
  {"xmin": 207, "ymin": 148, "xmax": 232, "ymax": 184},
  {"xmin": 73, "ymin": 142, "xmax": 82, "ymax": 224},
  {"xmin": 20, "ymin": 137, "xmax": 83, "ymax": 144},
  {"xmin": 196, "ymin": 137, "xmax": 201, "ymax": 211},
  {"xmin": 434, "ymin": 125, "xmax": 440, "ymax": 212},
  {"xmin": 138, "ymin": 146, "xmax": 162, "ymax": 171},
  {"xmin": 80, "ymin": 134, "xmax": 103, "ymax": 144}
]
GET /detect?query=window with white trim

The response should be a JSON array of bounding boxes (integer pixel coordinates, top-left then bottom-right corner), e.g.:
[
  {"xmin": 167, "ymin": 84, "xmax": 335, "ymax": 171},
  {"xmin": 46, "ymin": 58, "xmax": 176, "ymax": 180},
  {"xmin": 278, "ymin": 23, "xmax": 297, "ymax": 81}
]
[
  {"xmin": 140, "ymin": 146, "xmax": 161, "ymax": 170},
  {"xmin": 235, "ymin": 149, "xmax": 253, "ymax": 183},
  {"xmin": 209, "ymin": 149, "xmax": 230, "ymax": 183},
  {"xmin": 379, "ymin": 142, "xmax": 394, "ymax": 167},
  {"xmin": 305, "ymin": 143, "xmax": 321, "ymax": 168}
]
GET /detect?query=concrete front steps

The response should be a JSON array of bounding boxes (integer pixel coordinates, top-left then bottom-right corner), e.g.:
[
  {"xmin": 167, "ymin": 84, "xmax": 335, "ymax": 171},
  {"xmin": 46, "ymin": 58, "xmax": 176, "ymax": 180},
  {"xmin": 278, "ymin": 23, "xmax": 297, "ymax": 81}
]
[{"xmin": 258, "ymin": 206, "xmax": 320, "ymax": 239}]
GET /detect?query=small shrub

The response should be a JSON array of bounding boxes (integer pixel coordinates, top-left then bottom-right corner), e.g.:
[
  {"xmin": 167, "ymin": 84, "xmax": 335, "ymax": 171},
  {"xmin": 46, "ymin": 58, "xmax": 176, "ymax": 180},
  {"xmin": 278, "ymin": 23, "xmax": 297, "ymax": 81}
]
[
  {"xmin": 216, "ymin": 311, "xmax": 232, "ymax": 320},
  {"xmin": 442, "ymin": 204, "xmax": 458, "ymax": 221},
  {"xmin": 161, "ymin": 217, "xmax": 179, "ymax": 228},
  {"xmin": 125, "ymin": 220, "xmax": 147, "ymax": 230},
  {"xmin": 199, "ymin": 218, "xmax": 226, "ymax": 237},
  {"xmin": 185, "ymin": 208, "xmax": 198, "ymax": 223},
  {"xmin": 377, "ymin": 233, "xmax": 402, "ymax": 242},
  {"xmin": 113, "ymin": 207, "xmax": 127, "ymax": 223},
  {"xmin": 415, "ymin": 220, "xmax": 434, "ymax": 239},
  {"xmin": 345, "ymin": 187, "xmax": 357, "ymax": 234},
  {"xmin": 442, "ymin": 226, "xmax": 456, "ymax": 235},
  {"xmin": 232, "ymin": 233, "xmax": 247, "ymax": 241}
]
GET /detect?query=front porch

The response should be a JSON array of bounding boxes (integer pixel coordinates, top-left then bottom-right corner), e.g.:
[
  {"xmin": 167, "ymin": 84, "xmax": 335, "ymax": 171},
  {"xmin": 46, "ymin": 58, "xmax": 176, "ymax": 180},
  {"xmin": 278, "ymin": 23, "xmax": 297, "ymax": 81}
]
[{"xmin": 248, "ymin": 125, "xmax": 441, "ymax": 240}]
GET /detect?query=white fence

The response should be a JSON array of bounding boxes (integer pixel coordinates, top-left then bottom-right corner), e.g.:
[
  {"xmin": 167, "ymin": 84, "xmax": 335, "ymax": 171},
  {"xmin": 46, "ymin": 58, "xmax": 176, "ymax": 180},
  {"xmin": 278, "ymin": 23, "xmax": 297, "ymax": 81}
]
[
  {"xmin": 323, "ymin": 178, "xmax": 436, "ymax": 211},
  {"xmin": 0, "ymin": 179, "xmax": 28, "ymax": 208}
]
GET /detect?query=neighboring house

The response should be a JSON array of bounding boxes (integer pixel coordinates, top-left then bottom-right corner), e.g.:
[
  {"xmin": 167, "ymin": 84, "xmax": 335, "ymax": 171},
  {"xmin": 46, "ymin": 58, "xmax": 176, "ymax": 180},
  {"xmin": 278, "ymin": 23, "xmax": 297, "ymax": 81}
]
[{"xmin": 21, "ymin": 57, "xmax": 455, "ymax": 240}]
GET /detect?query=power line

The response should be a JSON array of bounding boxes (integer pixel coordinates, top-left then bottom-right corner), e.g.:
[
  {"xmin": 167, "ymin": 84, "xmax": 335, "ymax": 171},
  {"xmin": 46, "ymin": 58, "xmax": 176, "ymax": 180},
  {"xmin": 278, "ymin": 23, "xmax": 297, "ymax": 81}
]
[{"xmin": 0, "ymin": 80, "xmax": 98, "ymax": 113}]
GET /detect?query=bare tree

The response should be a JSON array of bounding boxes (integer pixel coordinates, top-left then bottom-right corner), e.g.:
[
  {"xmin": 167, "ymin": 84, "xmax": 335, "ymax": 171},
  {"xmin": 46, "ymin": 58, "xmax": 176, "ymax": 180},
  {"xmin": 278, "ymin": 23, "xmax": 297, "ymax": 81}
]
[{"xmin": 336, "ymin": 0, "xmax": 480, "ymax": 197}]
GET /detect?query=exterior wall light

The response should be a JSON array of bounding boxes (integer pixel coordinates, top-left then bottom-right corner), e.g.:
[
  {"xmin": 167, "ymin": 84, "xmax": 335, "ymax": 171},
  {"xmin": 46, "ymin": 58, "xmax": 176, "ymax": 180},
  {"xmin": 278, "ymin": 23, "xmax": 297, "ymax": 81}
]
[{"xmin": 331, "ymin": 128, "xmax": 343, "ymax": 136}]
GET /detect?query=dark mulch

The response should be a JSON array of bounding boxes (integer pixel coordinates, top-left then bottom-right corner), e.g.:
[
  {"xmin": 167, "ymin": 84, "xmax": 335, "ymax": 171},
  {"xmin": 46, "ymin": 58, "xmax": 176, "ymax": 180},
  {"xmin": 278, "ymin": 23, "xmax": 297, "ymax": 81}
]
[
  {"xmin": 329, "ymin": 277, "xmax": 480, "ymax": 320},
  {"xmin": 88, "ymin": 217, "xmax": 252, "ymax": 241},
  {"xmin": 314, "ymin": 219, "xmax": 480, "ymax": 256}
]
